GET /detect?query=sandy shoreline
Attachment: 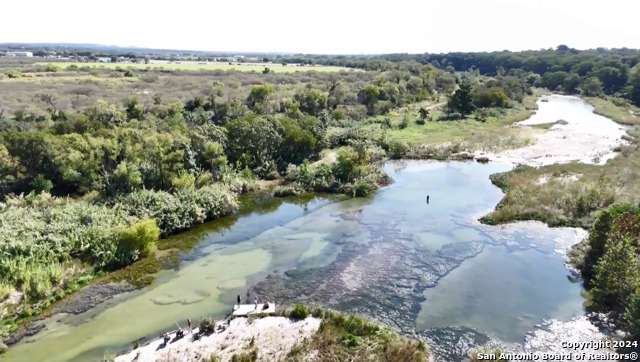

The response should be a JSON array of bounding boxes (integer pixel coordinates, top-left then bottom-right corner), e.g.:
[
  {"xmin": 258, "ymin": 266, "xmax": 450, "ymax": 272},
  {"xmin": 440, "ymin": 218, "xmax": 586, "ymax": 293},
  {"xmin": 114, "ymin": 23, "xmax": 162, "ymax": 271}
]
[{"xmin": 115, "ymin": 316, "xmax": 321, "ymax": 362}]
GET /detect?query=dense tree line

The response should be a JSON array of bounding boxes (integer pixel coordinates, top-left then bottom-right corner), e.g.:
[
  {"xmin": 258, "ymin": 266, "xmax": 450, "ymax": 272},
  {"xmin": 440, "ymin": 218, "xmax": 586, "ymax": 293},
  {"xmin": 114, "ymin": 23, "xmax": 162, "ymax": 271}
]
[{"xmin": 280, "ymin": 47, "xmax": 640, "ymax": 106}]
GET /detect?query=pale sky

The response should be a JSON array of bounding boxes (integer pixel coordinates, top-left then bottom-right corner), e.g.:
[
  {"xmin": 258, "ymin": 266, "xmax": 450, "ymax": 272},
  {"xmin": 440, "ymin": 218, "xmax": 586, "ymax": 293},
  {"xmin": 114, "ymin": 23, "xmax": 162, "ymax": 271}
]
[{"xmin": 1, "ymin": 0, "xmax": 638, "ymax": 54}]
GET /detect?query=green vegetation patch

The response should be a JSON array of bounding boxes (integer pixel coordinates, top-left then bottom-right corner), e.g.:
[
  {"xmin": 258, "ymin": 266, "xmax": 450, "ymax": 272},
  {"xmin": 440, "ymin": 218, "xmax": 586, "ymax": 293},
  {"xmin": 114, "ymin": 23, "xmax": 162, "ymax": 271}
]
[{"xmin": 285, "ymin": 308, "xmax": 429, "ymax": 362}]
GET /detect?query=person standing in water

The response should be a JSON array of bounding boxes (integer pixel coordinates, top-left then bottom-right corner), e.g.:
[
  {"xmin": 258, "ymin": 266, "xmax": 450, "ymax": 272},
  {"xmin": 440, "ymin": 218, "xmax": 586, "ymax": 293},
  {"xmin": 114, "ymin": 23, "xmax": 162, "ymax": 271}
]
[{"xmin": 426, "ymin": 195, "xmax": 430, "ymax": 204}]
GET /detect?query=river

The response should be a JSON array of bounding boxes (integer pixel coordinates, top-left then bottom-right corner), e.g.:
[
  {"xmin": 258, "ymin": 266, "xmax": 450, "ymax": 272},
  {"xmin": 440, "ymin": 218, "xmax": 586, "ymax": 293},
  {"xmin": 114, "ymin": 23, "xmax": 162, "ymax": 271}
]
[{"xmin": 6, "ymin": 96, "xmax": 622, "ymax": 362}]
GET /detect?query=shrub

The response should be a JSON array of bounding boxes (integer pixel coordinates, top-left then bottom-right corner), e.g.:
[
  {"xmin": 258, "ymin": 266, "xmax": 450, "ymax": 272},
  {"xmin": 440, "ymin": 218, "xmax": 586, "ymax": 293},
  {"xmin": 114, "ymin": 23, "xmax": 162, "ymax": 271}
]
[
  {"xmin": 290, "ymin": 304, "xmax": 309, "ymax": 319},
  {"xmin": 331, "ymin": 109, "xmax": 345, "ymax": 120},
  {"xmin": 399, "ymin": 116, "xmax": 410, "ymax": 129},
  {"xmin": 199, "ymin": 316, "xmax": 216, "ymax": 336},
  {"xmin": 116, "ymin": 218, "xmax": 160, "ymax": 264},
  {"xmin": 29, "ymin": 174, "xmax": 54, "ymax": 194},
  {"xmin": 45, "ymin": 64, "xmax": 63, "ymax": 73},
  {"xmin": 384, "ymin": 341, "xmax": 428, "ymax": 362},
  {"xmin": 0, "ymin": 283, "xmax": 15, "ymax": 300},
  {"xmin": 273, "ymin": 186, "xmax": 301, "ymax": 197},
  {"xmin": 0, "ymin": 192, "xmax": 135, "ymax": 300},
  {"xmin": 5, "ymin": 69, "xmax": 23, "ymax": 78},
  {"xmin": 340, "ymin": 332, "xmax": 361, "ymax": 348},
  {"xmin": 117, "ymin": 185, "xmax": 237, "ymax": 235},
  {"xmin": 264, "ymin": 170, "xmax": 280, "ymax": 180}
]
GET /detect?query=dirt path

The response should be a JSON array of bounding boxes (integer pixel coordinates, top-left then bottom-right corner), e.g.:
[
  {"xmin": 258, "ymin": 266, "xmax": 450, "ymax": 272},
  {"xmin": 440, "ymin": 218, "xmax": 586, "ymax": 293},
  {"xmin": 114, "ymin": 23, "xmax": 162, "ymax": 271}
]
[{"xmin": 425, "ymin": 101, "xmax": 446, "ymax": 110}]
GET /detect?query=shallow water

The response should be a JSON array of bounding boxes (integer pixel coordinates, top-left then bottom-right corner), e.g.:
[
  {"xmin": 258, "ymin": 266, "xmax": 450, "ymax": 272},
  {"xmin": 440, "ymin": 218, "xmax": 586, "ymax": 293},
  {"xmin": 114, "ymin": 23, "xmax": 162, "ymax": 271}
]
[
  {"xmin": 492, "ymin": 94, "xmax": 627, "ymax": 167},
  {"xmin": 5, "ymin": 160, "xmax": 589, "ymax": 362}
]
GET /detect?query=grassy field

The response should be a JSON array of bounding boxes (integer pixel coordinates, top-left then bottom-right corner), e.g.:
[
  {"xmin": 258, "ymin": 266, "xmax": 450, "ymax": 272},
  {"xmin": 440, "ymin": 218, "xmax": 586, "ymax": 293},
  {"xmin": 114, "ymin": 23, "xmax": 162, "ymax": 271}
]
[
  {"xmin": 584, "ymin": 96, "xmax": 640, "ymax": 126},
  {"xmin": 35, "ymin": 61, "xmax": 355, "ymax": 73}
]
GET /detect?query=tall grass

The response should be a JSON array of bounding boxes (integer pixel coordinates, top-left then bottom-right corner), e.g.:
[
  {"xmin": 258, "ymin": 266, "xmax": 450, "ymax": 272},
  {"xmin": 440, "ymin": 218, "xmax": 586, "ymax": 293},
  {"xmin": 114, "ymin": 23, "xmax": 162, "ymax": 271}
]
[{"xmin": 0, "ymin": 182, "xmax": 237, "ymax": 305}]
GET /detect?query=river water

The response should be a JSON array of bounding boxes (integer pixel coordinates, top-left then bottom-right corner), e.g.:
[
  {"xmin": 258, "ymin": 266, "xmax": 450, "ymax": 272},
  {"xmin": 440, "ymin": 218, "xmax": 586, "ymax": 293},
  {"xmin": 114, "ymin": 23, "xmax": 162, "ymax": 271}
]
[
  {"xmin": 8, "ymin": 96, "xmax": 621, "ymax": 362},
  {"xmin": 4, "ymin": 161, "xmax": 587, "ymax": 362}
]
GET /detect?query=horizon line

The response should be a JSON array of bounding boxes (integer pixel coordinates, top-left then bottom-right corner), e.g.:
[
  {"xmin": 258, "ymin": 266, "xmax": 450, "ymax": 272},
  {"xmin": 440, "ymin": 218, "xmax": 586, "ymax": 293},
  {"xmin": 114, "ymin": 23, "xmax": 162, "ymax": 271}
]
[{"xmin": 2, "ymin": 42, "xmax": 639, "ymax": 56}]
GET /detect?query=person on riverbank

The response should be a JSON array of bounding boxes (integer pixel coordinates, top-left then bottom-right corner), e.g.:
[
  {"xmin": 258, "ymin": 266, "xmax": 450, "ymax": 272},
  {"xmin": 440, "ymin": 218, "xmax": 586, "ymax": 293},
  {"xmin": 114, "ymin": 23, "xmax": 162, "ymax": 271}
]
[
  {"xmin": 237, "ymin": 294, "xmax": 241, "ymax": 306},
  {"xmin": 254, "ymin": 297, "xmax": 258, "ymax": 309},
  {"xmin": 187, "ymin": 318, "xmax": 192, "ymax": 332}
]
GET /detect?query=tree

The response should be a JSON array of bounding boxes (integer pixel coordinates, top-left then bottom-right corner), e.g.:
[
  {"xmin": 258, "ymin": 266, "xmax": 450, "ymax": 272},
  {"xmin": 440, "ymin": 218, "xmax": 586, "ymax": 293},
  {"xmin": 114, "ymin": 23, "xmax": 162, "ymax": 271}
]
[
  {"xmin": 294, "ymin": 88, "xmax": 329, "ymax": 116},
  {"xmin": 540, "ymin": 71, "xmax": 570, "ymax": 91},
  {"xmin": 358, "ymin": 85, "xmax": 381, "ymax": 115},
  {"xmin": 29, "ymin": 174, "xmax": 53, "ymax": 194},
  {"xmin": 625, "ymin": 290, "xmax": 640, "ymax": 336},
  {"xmin": 562, "ymin": 74, "xmax": 581, "ymax": 94},
  {"xmin": 447, "ymin": 82, "xmax": 475, "ymax": 117},
  {"xmin": 628, "ymin": 71, "xmax": 640, "ymax": 107},
  {"xmin": 418, "ymin": 108, "xmax": 430, "ymax": 122},
  {"xmin": 591, "ymin": 237, "xmax": 640, "ymax": 308},
  {"xmin": 225, "ymin": 116, "xmax": 282, "ymax": 175},
  {"xmin": 595, "ymin": 66, "xmax": 628, "ymax": 94},
  {"xmin": 473, "ymin": 87, "xmax": 509, "ymax": 108},
  {"xmin": 125, "ymin": 97, "xmax": 145, "ymax": 120},
  {"xmin": 580, "ymin": 77, "xmax": 604, "ymax": 97},
  {"xmin": 278, "ymin": 118, "xmax": 317, "ymax": 166},
  {"xmin": 247, "ymin": 85, "xmax": 275, "ymax": 111}
]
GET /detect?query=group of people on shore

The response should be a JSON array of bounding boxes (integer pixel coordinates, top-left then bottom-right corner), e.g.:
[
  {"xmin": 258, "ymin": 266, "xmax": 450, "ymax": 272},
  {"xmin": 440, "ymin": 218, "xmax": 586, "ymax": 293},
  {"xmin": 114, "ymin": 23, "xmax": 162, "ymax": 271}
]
[{"xmin": 160, "ymin": 294, "xmax": 269, "ymax": 346}]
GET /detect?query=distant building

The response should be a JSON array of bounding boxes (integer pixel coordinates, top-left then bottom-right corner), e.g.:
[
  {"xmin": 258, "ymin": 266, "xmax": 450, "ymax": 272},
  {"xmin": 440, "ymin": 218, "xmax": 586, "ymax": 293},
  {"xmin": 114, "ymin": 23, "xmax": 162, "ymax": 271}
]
[
  {"xmin": 97, "ymin": 57, "xmax": 111, "ymax": 63},
  {"xmin": 6, "ymin": 51, "xmax": 33, "ymax": 57}
]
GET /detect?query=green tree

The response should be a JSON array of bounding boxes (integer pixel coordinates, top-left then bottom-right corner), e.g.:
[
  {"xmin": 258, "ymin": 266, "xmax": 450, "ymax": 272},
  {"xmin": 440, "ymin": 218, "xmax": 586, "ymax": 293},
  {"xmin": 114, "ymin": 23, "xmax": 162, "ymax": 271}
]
[
  {"xmin": 563, "ymin": 73, "xmax": 581, "ymax": 94},
  {"xmin": 625, "ymin": 290, "xmax": 640, "ymax": 336},
  {"xmin": 125, "ymin": 97, "xmax": 145, "ymax": 120},
  {"xmin": 580, "ymin": 77, "xmax": 604, "ymax": 97},
  {"xmin": 418, "ymin": 108, "xmax": 431, "ymax": 124},
  {"xmin": 473, "ymin": 87, "xmax": 509, "ymax": 108},
  {"xmin": 225, "ymin": 116, "xmax": 282, "ymax": 175},
  {"xmin": 278, "ymin": 118, "xmax": 317, "ymax": 166},
  {"xmin": 358, "ymin": 85, "xmax": 381, "ymax": 115},
  {"xmin": 109, "ymin": 161, "xmax": 142, "ymax": 195},
  {"xmin": 447, "ymin": 82, "xmax": 475, "ymax": 117},
  {"xmin": 591, "ymin": 237, "xmax": 640, "ymax": 308},
  {"xmin": 0, "ymin": 144, "xmax": 22, "ymax": 193},
  {"xmin": 294, "ymin": 88, "xmax": 329, "ymax": 116},
  {"xmin": 247, "ymin": 85, "xmax": 275, "ymax": 111},
  {"xmin": 628, "ymin": 71, "xmax": 640, "ymax": 107},
  {"xmin": 202, "ymin": 141, "xmax": 228, "ymax": 178},
  {"xmin": 595, "ymin": 66, "xmax": 628, "ymax": 94},
  {"xmin": 29, "ymin": 174, "xmax": 53, "ymax": 194}
]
